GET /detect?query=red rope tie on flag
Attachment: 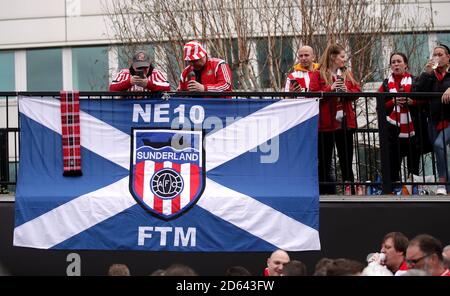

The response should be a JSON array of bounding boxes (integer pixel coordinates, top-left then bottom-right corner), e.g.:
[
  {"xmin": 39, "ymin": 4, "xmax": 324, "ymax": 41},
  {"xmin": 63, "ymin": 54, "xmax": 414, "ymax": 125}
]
[{"xmin": 60, "ymin": 91, "xmax": 82, "ymax": 176}]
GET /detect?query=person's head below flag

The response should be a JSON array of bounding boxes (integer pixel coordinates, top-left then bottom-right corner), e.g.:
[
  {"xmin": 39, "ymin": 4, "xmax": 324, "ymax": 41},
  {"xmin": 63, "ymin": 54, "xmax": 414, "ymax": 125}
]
[{"xmin": 264, "ymin": 249, "xmax": 290, "ymax": 276}]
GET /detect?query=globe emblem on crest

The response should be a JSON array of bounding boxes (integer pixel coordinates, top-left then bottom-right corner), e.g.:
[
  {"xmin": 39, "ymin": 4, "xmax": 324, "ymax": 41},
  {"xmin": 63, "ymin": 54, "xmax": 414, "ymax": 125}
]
[{"xmin": 150, "ymin": 168, "xmax": 184, "ymax": 199}]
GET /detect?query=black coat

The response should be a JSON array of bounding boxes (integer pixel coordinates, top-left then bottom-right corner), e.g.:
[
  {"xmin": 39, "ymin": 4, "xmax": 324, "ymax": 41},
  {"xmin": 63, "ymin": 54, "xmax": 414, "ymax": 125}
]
[
  {"xmin": 381, "ymin": 77, "xmax": 429, "ymax": 148},
  {"xmin": 415, "ymin": 70, "xmax": 450, "ymax": 123}
]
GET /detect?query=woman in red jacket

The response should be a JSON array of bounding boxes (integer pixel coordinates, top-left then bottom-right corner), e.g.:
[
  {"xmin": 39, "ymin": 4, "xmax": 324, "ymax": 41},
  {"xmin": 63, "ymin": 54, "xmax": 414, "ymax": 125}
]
[{"xmin": 315, "ymin": 44, "xmax": 361, "ymax": 195}]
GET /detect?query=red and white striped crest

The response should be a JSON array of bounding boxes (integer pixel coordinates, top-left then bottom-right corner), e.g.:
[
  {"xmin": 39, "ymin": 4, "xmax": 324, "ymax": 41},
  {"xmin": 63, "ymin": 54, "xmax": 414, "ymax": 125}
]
[{"xmin": 130, "ymin": 129, "xmax": 205, "ymax": 220}]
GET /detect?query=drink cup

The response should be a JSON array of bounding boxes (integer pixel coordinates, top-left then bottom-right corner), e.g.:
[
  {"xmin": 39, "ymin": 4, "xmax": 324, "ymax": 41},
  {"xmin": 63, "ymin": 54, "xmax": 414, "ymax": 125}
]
[
  {"xmin": 379, "ymin": 253, "xmax": 386, "ymax": 263},
  {"xmin": 432, "ymin": 57, "xmax": 439, "ymax": 70}
]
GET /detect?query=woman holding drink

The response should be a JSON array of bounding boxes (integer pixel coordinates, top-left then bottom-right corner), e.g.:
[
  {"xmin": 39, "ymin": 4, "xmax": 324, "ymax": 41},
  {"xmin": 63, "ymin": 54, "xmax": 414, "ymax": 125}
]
[
  {"xmin": 416, "ymin": 44, "xmax": 450, "ymax": 195},
  {"xmin": 311, "ymin": 44, "xmax": 361, "ymax": 195}
]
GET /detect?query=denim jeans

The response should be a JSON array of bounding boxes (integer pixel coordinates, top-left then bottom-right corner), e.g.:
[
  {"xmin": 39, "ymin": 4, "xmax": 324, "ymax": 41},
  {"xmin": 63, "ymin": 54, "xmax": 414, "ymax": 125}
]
[{"xmin": 433, "ymin": 125, "xmax": 450, "ymax": 188}]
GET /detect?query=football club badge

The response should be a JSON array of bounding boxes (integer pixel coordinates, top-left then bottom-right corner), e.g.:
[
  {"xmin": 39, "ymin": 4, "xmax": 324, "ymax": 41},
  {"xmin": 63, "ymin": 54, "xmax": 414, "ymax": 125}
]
[{"xmin": 130, "ymin": 129, "xmax": 205, "ymax": 219}]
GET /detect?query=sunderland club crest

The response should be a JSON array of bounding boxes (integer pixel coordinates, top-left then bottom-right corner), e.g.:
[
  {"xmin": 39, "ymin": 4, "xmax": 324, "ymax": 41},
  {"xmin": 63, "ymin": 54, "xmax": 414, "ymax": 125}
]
[{"xmin": 130, "ymin": 129, "xmax": 205, "ymax": 220}]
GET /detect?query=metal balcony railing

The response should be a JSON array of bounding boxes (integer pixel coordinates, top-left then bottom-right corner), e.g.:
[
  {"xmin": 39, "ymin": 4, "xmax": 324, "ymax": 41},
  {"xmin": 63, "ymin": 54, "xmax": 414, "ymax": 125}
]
[{"xmin": 0, "ymin": 91, "xmax": 448, "ymax": 197}]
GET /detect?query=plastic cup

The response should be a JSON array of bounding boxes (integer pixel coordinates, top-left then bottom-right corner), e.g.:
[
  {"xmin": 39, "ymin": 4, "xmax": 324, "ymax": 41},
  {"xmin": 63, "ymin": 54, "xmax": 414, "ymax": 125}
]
[{"xmin": 432, "ymin": 57, "xmax": 439, "ymax": 70}]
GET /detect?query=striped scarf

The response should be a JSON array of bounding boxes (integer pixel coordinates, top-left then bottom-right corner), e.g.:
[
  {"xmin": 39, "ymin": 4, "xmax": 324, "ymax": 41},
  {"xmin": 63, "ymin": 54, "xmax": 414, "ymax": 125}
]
[
  {"xmin": 435, "ymin": 69, "xmax": 450, "ymax": 131},
  {"xmin": 60, "ymin": 91, "xmax": 82, "ymax": 176},
  {"xmin": 385, "ymin": 73, "xmax": 415, "ymax": 138},
  {"xmin": 335, "ymin": 68, "xmax": 344, "ymax": 122},
  {"xmin": 285, "ymin": 70, "xmax": 311, "ymax": 92}
]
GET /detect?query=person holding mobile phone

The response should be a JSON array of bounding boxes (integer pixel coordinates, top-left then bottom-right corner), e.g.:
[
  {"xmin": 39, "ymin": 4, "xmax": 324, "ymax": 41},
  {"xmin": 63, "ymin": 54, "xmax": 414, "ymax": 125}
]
[
  {"xmin": 109, "ymin": 50, "xmax": 170, "ymax": 93},
  {"xmin": 284, "ymin": 45, "xmax": 320, "ymax": 94}
]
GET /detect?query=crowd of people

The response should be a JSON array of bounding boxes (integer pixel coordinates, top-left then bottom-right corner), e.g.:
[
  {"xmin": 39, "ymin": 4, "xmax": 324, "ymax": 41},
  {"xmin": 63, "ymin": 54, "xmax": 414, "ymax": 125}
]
[
  {"xmin": 106, "ymin": 232, "xmax": 449, "ymax": 276},
  {"xmin": 105, "ymin": 232, "xmax": 449, "ymax": 276},
  {"xmin": 109, "ymin": 41, "xmax": 450, "ymax": 195}
]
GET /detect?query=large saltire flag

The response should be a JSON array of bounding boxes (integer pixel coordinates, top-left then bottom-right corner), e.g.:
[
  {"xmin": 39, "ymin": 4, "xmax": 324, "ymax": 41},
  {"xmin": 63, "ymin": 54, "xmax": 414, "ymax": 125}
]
[{"xmin": 14, "ymin": 96, "xmax": 320, "ymax": 251}]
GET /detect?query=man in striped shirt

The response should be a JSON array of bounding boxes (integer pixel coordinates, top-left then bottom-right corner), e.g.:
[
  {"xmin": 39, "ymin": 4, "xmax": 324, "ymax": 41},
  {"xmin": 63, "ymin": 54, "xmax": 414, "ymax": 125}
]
[
  {"xmin": 284, "ymin": 45, "xmax": 319, "ymax": 92},
  {"xmin": 178, "ymin": 41, "xmax": 232, "ymax": 92},
  {"xmin": 109, "ymin": 51, "xmax": 170, "ymax": 93}
]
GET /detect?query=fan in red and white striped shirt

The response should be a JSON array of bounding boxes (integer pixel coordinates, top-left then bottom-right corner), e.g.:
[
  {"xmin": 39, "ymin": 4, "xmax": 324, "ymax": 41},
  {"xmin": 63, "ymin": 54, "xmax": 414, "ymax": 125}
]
[
  {"xmin": 109, "ymin": 51, "xmax": 170, "ymax": 93},
  {"xmin": 178, "ymin": 41, "xmax": 232, "ymax": 93}
]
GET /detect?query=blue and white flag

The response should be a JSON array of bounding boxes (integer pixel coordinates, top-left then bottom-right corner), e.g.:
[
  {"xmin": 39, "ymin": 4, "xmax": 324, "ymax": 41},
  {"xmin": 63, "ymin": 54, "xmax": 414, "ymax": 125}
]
[{"xmin": 14, "ymin": 97, "xmax": 320, "ymax": 251}]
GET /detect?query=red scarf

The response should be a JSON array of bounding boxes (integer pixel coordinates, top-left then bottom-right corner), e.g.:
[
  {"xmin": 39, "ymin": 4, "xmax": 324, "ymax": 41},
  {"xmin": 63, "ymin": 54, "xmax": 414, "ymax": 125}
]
[
  {"xmin": 286, "ymin": 71, "xmax": 311, "ymax": 91},
  {"xmin": 434, "ymin": 69, "xmax": 450, "ymax": 131},
  {"xmin": 434, "ymin": 68, "xmax": 446, "ymax": 82},
  {"xmin": 60, "ymin": 91, "xmax": 82, "ymax": 176},
  {"xmin": 385, "ymin": 73, "xmax": 415, "ymax": 138}
]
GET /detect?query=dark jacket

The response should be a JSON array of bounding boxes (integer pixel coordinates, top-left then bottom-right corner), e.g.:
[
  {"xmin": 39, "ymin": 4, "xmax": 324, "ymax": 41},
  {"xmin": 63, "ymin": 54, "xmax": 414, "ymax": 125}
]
[
  {"xmin": 380, "ymin": 75, "xmax": 432, "ymax": 153},
  {"xmin": 380, "ymin": 75, "xmax": 424, "ymax": 133},
  {"xmin": 415, "ymin": 70, "xmax": 450, "ymax": 123}
]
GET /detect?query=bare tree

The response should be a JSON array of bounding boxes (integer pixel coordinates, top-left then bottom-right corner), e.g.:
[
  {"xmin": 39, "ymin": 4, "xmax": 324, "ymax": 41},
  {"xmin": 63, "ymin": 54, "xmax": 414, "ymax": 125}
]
[{"xmin": 103, "ymin": 0, "xmax": 425, "ymax": 91}]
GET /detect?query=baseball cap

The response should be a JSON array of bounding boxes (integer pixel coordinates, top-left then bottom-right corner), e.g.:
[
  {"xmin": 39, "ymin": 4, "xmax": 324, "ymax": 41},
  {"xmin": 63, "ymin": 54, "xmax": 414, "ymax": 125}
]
[
  {"xmin": 132, "ymin": 51, "xmax": 151, "ymax": 68},
  {"xmin": 184, "ymin": 41, "xmax": 207, "ymax": 61}
]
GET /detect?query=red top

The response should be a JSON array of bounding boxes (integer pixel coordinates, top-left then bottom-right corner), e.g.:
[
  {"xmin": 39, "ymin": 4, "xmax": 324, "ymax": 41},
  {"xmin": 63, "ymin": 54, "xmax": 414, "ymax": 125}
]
[
  {"xmin": 178, "ymin": 57, "xmax": 232, "ymax": 92},
  {"xmin": 109, "ymin": 68, "xmax": 170, "ymax": 92},
  {"xmin": 309, "ymin": 72, "xmax": 361, "ymax": 131},
  {"xmin": 441, "ymin": 269, "xmax": 450, "ymax": 276},
  {"xmin": 393, "ymin": 260, "xmax": 409, "ymax": 276},
  {"xmin": 398, "ymin": 260, "xmax": 408, "ymax": 271}
]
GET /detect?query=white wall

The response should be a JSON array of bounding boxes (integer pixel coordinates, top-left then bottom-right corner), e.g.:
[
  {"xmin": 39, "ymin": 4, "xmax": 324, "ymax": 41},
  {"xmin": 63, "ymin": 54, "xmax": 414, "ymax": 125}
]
[
  {"xmin": 1, "ymin": 1, "xmax": 450, "ymax": 50},
  {"xmin": 394, "ymin": 1, "xmax": 450, "ymax": 31},
  {"xmin": 0, "ymin": 0, "xmax": 115, "ymax": 49}
]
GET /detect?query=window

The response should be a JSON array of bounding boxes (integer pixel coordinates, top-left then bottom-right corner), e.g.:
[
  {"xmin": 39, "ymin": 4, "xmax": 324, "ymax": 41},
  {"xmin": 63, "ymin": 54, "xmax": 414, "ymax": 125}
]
[
  {"xmin": 72, "ymin": 46, "xmax": 109, "ymax": 91},
  {"xmin": 162, "ymin": 43, "xmax": 182, "ymax": 88},
  {"xmin": 0, "ymin": 51, "xmax": 15, "ymax": 91},
  {"xmin": 27, "ymin": 48, "xmax": 62, "ymax": 91},
  {"xmin": 349, "ymin": 35, "xmax": 383, "ymax": 83},
  {"xmin": 393, "ymin": 33, "xmax": 429, "ymax": 76},
  {"xmin": 208, "ymin": 39, "xmax": 241, "ymax": 89},
  {"xmin": 256, "ymin": 37, "xmax": 294, "ymax": 89}
]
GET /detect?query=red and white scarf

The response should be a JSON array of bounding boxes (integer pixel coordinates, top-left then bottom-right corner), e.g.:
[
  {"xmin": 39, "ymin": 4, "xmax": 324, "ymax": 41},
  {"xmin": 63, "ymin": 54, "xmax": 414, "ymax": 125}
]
[
  {"xmin": 434, "ymin": 69, "xmax": 450, "ymax": 131},
  {"xmin": 385, "ymin": 73, "xmax": 415, "ymax": 138},
  {"xmin": 60, "ymin": 91, "xmax": 82, "ymax": 176},
  {"xmin": 335, "ymin": 69, "xmax": 344, "ymax": 122},
  {"xmin": 285, "ymin": 70, "xmax": 311, "ymax": 92}
]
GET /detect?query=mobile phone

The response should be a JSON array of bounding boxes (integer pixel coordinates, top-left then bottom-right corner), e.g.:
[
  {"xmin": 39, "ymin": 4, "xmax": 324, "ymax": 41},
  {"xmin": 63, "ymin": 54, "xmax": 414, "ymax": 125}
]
[
  {"xmin": 135, "ymin": 70, "xmax": 146, "ymax": 79},
  {"xmin": 335, "ymin": 75, "xmax": 345, "ymax": 92},
  {"xmin": 290, "ymin": 79, "xmax": 299, "ymax": 89}
]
